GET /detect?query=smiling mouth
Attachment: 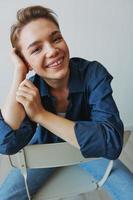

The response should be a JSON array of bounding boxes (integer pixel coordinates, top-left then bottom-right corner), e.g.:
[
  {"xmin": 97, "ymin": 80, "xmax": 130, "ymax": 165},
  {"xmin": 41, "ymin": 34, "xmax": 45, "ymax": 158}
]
[{"xmin": 46, "ymin": 57, "xmax": 64, "ymax": 69}]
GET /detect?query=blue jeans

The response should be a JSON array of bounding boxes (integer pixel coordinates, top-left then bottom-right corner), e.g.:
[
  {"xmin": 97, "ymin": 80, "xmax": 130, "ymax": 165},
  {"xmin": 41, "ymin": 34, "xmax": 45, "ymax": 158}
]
[{"xmin": 0, "ymin": 159, "xmax": 133, "ymax": 200}]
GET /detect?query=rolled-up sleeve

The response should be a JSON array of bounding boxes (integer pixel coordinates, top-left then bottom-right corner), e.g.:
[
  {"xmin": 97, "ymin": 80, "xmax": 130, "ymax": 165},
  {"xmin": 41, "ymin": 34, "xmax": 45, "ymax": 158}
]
[
  {"xmin": 74, "ymin": 62, "xmax": 124, "ymax": 159},
  {"xmin": 0, "ymin": 111, "xmax": 37, "ymax": 155}
]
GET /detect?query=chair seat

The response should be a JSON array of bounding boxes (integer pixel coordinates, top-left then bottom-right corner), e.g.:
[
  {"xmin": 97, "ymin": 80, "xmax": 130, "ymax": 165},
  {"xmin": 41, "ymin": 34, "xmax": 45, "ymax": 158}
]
[{"xmin": 33, "ymin": 165, "xmax": 97, "ymax": 200}]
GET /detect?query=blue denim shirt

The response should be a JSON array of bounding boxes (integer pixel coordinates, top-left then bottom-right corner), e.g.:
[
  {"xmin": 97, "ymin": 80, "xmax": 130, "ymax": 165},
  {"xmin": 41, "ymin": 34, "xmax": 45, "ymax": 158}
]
[{"xmin": 0, "ymin": 58, "xmax": 124, "ymax": 159}]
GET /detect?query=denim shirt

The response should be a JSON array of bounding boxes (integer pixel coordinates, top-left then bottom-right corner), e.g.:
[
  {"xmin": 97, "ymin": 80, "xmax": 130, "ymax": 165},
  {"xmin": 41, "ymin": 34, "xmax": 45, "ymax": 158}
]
[{"xmin": 0, "ymin": 57, "xmax": 124, "ymax": 159}]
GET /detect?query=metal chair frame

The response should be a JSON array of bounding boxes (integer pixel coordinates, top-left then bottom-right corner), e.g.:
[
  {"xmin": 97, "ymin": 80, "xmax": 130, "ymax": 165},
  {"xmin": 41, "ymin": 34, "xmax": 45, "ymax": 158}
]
[{"xmin": 8, "ymin": 130, "xmax": 131, "ymax": 200}]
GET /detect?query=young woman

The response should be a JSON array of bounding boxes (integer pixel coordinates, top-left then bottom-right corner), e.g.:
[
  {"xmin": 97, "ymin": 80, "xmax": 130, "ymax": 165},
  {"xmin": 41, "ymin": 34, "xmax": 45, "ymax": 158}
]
[{"xmin": 0, "ymin": 5, "xmax": 133, "ymax": 200}]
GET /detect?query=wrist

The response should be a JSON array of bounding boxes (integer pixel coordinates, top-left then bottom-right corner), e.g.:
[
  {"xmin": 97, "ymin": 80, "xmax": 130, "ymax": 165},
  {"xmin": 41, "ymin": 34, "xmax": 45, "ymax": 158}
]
[
  {"xmin": 34, "ymin": 109, "xmax": 47, "ymax": 124},
  {"xmin": 13, "ymin": 68, "xmax": 27, "ymax": 84},
  {"xmin": 14, "ymin": 67, "xmax": 27, "ymax": 77}
]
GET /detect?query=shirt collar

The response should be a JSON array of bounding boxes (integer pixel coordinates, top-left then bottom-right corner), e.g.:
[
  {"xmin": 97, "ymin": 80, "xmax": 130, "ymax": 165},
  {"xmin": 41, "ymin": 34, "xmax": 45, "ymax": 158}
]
[
  {"xmin": 30, "ymin": 75, "xmax": 50, "ymax": 97},
  {"xmin": 68, "ymin": 58, "xmax": 84, "ymax": 93}
]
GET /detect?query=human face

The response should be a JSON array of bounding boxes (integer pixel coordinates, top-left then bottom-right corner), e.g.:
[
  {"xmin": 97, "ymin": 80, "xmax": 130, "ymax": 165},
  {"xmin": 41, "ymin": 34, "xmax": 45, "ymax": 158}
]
[{"xmin": 19, "ymin": 18, "xmax": 70, "ymax": 82}]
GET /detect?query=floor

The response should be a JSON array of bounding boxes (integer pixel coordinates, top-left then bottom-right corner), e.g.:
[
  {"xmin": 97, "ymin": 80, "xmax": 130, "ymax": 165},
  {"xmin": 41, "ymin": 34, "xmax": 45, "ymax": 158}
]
[{"xmin": 0, "ymin": 132, "xmax": 133, "ymax": 200}]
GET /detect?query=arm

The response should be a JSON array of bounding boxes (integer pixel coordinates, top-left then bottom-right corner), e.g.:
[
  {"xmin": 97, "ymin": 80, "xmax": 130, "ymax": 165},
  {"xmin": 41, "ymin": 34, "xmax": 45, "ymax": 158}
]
[
  {"xmin": 16, "ymin": 62, "xmax": 123, "ymax": 159},
  {"xmin": 1, "ymin": 49, "xmax": 27, "ymax": 129},
  {"xmin": 35, "ymin": 111, "xmax": 80, "ymax": 149},
  {"xmin": 16, "ymin": 79, "xmax": 80, "ymax": 149},
  {"xmin": 74, "ymin": 62, "xmax": 124, "ymax": 159},
  {"xmin": 0, "ymin": 49, "xmax": 36, "ymax": 155}
]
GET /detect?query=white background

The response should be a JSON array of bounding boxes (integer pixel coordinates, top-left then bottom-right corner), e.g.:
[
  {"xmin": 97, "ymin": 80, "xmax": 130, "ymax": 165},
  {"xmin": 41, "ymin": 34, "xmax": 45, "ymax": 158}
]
[{"xmin": 0, "ymin": 0, "xmax": 133, "ymax": 129}]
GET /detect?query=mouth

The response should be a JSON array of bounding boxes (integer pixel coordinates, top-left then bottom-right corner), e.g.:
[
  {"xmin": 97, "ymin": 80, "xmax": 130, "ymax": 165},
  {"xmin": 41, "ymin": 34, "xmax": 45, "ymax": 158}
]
[{"xmin": 46, "ymin": 57, "xmax": 64, "ymax": 69}]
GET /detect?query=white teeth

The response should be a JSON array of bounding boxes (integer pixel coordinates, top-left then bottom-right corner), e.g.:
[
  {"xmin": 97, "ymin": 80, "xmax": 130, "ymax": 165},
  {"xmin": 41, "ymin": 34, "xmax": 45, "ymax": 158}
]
[{"xmin": 48, "ymin": 58, "xmax": 63, "ymax": 67}]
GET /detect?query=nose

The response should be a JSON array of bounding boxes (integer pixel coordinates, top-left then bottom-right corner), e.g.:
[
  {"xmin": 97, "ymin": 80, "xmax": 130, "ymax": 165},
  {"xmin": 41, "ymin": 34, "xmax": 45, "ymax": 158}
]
[{"xmin": 44, "ymin": 43, "xmax": 59, "ymax": 58}]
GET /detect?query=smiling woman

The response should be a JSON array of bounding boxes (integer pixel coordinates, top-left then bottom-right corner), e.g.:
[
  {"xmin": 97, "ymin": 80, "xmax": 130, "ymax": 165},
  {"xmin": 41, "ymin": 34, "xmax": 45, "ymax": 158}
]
[{"xmin": 0, "ymin": 5, "xmax": 133, "ymax": 200}]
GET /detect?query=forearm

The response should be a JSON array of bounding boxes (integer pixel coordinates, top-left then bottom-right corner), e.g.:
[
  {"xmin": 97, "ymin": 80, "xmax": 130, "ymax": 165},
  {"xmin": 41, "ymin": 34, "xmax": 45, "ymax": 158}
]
[
  {"xmin": 36, "ymin": 110, "xmax": 80, "ymax": 149},
  {"xmin": 1, "ymin": 70, "xmax": 26, "ymax": 129}
]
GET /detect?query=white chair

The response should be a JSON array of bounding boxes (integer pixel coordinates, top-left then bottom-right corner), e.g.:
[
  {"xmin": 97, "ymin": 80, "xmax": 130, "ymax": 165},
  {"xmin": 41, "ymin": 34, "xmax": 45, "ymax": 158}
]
[
  {"xmin": 9, "ymin": 143, "xmax": 113, "ymax": 200},
  {"xmin": 8, "ymin": 131, "xmax": 131, "ymax": 200}
]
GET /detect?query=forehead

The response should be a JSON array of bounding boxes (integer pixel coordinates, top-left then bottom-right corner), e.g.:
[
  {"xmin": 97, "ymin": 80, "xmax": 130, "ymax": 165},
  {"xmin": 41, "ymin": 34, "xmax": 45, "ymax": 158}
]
[{"xmin": 19, "ymin": 18, "xmax": 59, "ymax": 50}]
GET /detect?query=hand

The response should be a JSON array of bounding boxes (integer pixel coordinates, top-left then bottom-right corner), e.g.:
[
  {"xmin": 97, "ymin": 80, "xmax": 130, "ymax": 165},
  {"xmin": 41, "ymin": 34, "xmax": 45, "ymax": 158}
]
[
  {"xmin": 16, "ymin": 79, "xmax": 45, "ymax": 122},
  {"xmin": 10, "ymin": 48, "xmax": 31, "ymax": 75}
]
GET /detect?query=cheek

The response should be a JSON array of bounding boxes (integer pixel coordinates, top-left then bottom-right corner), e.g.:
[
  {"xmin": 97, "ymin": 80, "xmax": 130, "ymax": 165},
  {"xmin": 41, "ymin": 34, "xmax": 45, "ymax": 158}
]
[
  {"xmin": 30, "ymin": 56, "xmax": 45, "ymax": 73},
  {"xmin": 61, "ymin": 40, "xmax": 69, "ymax": 55},
  {"xmin": 65, "ymin": 45, "xmax": 70, "ymax": 58}
]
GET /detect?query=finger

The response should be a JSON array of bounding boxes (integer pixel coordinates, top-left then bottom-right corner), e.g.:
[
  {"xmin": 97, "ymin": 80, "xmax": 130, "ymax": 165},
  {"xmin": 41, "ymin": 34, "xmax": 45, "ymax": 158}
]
[
  {"xmin": 20, "ymin": 79, "xmax": 36, "ymax": 90},
  {"xmin": 16, "ymin": 95, "xmax": 26, "ymax": 106},
  {"xmin": 19, "ymin": 81, "xmax": 38, "ymax": 97},
  {"xmin": 16, "ymin": 90, "xmax": 34, "ymax": 102},
  {"xmin": 18, "ymin": 85, "xmax": 36, "ymax": 96}
]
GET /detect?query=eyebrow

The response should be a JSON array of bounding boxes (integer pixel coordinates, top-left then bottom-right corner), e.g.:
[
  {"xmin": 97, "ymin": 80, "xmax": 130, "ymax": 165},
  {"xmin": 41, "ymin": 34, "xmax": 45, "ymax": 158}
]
[{"xmin": 27, "ymin": 30, "xmax": 61, "ymax": 50}]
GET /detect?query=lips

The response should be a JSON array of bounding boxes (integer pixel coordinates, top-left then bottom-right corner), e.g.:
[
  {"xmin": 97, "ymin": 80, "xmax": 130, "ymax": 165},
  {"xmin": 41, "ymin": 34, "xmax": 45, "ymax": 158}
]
[{"xmin": 46, "ymin": 57, "xmax": 64, "ymax": 68}]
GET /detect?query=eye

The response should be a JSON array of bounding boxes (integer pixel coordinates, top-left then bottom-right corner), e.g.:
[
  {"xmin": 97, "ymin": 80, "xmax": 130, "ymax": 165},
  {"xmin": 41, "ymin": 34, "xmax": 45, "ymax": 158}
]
[
  {"xmin": 31, "ymin": 47, "xmax": 42, "ymax": 55},
  {"xmin": 53, "ymin": 35, "xmax": 63, "ymax": 43}
]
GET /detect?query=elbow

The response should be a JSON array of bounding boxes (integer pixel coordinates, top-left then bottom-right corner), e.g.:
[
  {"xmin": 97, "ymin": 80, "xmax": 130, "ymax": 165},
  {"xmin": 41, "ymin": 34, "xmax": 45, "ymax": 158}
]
[
  {"xmin": 5, "ymin": 146, "xmax": 20, "ymax": 155},
  {"xmin": 0, "ymin": 133, "xmax": 24, "ymax": 155},
  {"xmin": 0, "ymin": 134, "xmax": 20, "ymax": 155},
  {"xmin": 0, "ymin": 129, "xmax": 33, "ymax": 155},
  {"xmin": 0, "ymin": 143, "xmax": 20, "ymax": 155},
  {"xmin": 105, "ymin": 130, "xmax": 124, "ymax": 160},
  {"xmin": 80, "ymin": 145, "xmax": 122, "ymax": 160},
  {"xmin": 105, "ymin": 143, "xmax": 123, "ymax": 160},
  {"xmin": 79, "ymin": 136, "xmax": 123, "ymax": 160}
]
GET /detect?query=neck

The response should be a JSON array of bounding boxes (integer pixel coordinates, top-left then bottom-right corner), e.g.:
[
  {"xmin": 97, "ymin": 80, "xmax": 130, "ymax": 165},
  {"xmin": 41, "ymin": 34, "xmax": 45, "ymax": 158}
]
[{"xmin": 45, "ymin": 70, "xmax": 70, "ymax": 92}]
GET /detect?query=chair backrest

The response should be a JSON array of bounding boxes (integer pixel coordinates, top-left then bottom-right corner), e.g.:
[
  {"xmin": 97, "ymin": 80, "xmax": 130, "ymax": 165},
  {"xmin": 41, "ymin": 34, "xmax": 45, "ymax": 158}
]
[
  {"xmin": 8, "ymin": 130, "xmax": 131, "ymax": 200},
  {"xmin": 9, "ymin": 142, "xmax": 93, "ymax": 169},
  {"xmin": 9, "ymin": 142, "xmax": 114, "ymax": 200}
]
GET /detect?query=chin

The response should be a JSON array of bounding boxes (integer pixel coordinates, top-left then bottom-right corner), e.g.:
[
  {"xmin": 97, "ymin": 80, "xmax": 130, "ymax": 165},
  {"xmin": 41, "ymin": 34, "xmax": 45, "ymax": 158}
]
[{"xmin": 55, "ymin": 67, "xmax": 69, "ymax": 79}]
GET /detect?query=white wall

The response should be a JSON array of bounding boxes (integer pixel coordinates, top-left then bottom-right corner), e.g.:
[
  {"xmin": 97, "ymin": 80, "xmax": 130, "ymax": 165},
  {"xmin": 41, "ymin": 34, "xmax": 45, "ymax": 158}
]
[{"xmin": 0, "ymin": 0, "xmax": 133, "ymax": 129}]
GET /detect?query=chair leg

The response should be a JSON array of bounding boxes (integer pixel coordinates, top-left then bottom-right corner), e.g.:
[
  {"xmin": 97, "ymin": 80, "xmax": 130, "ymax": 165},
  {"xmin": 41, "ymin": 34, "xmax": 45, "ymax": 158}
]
[
  {"xmin": 97, "ymin": 160, "xmax": 113, "ymax": 187},
  {"xmin": 23, "ymin": 174, "xmax": 31, "ymax": 200}
]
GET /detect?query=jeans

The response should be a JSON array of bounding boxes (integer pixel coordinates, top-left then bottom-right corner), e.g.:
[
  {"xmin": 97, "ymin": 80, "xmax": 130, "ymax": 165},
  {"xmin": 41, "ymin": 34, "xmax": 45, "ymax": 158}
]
[{"xmin": 0, "ymin": 159, "xmax": 133, "ymax": 200}]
